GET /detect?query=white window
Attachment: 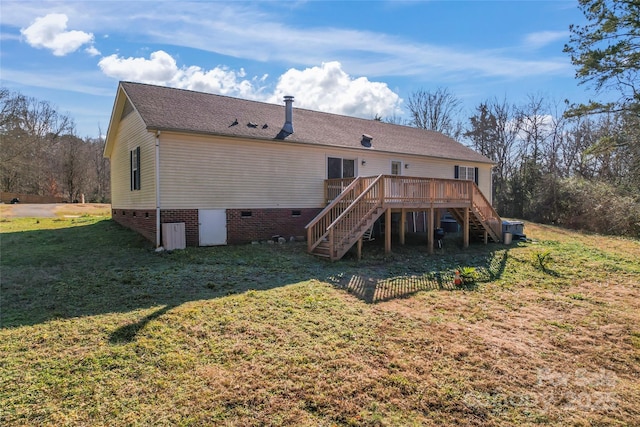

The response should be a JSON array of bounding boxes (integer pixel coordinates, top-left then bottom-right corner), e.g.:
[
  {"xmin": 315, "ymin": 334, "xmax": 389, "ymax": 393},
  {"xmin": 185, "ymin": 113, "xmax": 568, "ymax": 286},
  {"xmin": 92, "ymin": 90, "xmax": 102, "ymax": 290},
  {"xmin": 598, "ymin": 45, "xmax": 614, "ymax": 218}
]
[
  {"xmin": 455, "ymin": 165, "xmax": 478, "ymax": 184},
  {"xmin": 391, "ymin": 160, "xmax": 402, "ymax": 176}
]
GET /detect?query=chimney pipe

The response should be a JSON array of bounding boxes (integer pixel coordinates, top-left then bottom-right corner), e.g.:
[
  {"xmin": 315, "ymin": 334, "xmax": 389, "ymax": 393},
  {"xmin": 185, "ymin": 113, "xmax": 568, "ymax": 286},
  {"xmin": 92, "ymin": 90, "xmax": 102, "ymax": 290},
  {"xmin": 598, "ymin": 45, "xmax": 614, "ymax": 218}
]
[{"xmin": 282, "ymin": 96, "xmax": 294, "ymax": 135}]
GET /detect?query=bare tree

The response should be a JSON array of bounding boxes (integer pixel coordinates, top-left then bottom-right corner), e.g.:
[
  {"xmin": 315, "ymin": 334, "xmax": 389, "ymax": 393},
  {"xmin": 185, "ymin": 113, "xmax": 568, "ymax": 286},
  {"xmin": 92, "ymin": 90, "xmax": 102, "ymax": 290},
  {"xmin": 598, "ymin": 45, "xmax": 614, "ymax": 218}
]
[
  {"xmin": 406, "ymin": 87, "xmax": 462, "ymax": 138},
  {"xmin": 86, "ymin": 130, "xmax": 110, "ymax": 202},
  {"xmin": 0, "ymin": 89, "xmax": 75, "ymax": 195}
]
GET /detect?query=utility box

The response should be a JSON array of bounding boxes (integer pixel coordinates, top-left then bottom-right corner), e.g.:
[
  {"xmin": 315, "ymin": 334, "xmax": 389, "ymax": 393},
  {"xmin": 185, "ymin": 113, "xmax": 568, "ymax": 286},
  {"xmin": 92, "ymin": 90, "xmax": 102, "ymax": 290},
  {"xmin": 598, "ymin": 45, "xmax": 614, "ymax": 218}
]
[
  {"xmin": 162, "ymin": 222, "xmax": 186, "ymax": 250},
  {"xmin": 502, "ymin": 220, "xmax": 525, "ymax": 240}
]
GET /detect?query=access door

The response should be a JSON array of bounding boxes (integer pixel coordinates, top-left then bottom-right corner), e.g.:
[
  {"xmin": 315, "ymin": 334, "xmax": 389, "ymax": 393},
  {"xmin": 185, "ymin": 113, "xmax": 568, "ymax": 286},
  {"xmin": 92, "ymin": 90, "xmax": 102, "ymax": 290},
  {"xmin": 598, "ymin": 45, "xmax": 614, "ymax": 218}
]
[{"xmin": 198, "ymin": 209, "xmax": 227, "ymax": 246}]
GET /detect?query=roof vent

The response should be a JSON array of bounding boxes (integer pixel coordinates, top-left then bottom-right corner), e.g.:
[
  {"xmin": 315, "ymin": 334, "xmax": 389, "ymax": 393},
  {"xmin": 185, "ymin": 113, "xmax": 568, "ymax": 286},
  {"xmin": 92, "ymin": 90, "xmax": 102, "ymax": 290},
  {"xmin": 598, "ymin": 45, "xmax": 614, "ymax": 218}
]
[
  {"xmin": 361, "ymin": 134, "xmax": 373, "ymax": 147},
  {"xmin": 276, "ymin": 96, "xmax": 294, "ymax": 139}
]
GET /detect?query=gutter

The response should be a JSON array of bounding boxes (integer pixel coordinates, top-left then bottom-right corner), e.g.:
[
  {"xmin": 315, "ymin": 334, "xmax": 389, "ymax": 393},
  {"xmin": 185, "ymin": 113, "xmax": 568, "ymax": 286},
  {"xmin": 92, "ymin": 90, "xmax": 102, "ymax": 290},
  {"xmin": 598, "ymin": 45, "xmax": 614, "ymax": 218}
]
[{"xmin": 155, "ymin": 130, "xmax": 161, "ymax": 248}]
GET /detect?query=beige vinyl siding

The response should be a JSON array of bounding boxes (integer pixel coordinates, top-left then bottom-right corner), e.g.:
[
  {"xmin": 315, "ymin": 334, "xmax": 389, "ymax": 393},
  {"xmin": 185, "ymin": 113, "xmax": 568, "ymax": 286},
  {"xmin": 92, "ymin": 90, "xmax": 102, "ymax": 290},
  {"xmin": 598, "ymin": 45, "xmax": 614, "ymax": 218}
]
[
  {"xmin": 159, "ymin": 133, "xmax": 326, "ymax": 209},
  {"xmin": 110, "ymin": 112, "xmax": 156, "ymax": 209},
  {"xmin": 158, "ymin": 132, "xmax": 493, "ymax": 208}
]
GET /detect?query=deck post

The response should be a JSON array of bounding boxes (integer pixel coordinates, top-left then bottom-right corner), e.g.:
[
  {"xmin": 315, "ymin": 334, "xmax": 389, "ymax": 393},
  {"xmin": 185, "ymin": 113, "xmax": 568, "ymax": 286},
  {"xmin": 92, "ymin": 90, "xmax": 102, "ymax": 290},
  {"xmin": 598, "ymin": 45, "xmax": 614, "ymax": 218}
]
[
  {"xmin": 463, "ymin": 208, "xmax": 469, "ymax": 248},
  {"xmin": 357, "ymin": 236, "xmax": 363, "ymax": 260},
  {"xmin": 400, "ymin": 208, "xmax": 406, "ymax": 245},
  {"xmin": 484, "ymin": 230, "xmax": 488, "ymax": 245},
  {"xmin": 385, "ymin": 207, "xmax": 392, "ymax": 254},
  {"xmin": 427, "ymin": 208, "xmax": 434, "ymax": 255}
]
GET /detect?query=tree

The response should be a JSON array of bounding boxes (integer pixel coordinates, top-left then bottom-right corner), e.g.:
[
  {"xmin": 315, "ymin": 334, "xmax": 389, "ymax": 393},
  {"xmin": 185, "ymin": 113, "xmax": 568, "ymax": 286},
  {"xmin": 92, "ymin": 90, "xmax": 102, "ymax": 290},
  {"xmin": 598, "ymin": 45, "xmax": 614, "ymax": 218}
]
[
  {"xmin": 564, "ymin": 0, "xmax": 640, "ymax": 116},
  {"xmin": 0, "ymin": 89, "xmax": 74, "ymax": 195},
  {"xmin": 59, "ymin": 134, "xmax": 88, "ymax": 202},
  {"xmin": 86, "ymin": 132, "xmax": 111, "ymax": 202},
  {"xmin": 465, "ymin": 103, "xmax": 499, "ymax": 159},
  {"xmin": 406, "ymin": 87, "xmax": 462, "ymax": 138}
]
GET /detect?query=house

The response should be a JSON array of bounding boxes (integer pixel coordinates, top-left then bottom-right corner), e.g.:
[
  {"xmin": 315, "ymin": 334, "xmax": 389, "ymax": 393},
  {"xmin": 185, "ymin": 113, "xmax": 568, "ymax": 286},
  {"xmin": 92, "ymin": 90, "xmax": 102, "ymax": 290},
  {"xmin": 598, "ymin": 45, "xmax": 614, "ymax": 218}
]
[{"xmin": 104, "ymin": 81, "xmax": 501, "ymax": 260}]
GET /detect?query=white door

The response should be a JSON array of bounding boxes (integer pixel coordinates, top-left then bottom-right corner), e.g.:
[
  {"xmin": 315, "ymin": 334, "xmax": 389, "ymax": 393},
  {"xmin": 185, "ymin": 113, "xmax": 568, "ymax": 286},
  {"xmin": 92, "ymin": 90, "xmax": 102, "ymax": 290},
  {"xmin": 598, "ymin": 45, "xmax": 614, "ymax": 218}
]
[
  {"xmin": 199, "ymin": 209, "xmax": 227, "ymax": 246},
  {"xmin": 390, "ymin": 160, "xmax": 403, "ymax": 199}
]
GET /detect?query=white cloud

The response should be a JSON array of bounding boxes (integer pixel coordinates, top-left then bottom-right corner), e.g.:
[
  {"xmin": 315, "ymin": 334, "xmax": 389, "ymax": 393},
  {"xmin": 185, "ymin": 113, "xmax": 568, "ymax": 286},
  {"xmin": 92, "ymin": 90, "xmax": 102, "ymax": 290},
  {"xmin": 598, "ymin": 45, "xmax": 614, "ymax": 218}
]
[
  {"xmin": 85, "ymin": 46, "xmax": 101, "ymax": 56},
  {"xmin": 524, "ymin": 31, "xmax": 570, "ymax": 49},
  {"xmin": 21, "ymin": 13, "xmax": 95, "ymax": 56},
  {"xmin": 98, "ymin": 51, "xmax": 401, "ymax": 119},
  {"xmin": 171, "ymin": 65, "xmax": 257, "ymax": 98},
  {"xmin": 6, "ymin": 4, "xmax": 571, "ymax": 80},
  {"xmin": 269, "ymin": 62, "xmax": 402, "ymax": 119},
  {"xmin": 99, "ymin": 50, "xmax": 179, "ymax": 84}
]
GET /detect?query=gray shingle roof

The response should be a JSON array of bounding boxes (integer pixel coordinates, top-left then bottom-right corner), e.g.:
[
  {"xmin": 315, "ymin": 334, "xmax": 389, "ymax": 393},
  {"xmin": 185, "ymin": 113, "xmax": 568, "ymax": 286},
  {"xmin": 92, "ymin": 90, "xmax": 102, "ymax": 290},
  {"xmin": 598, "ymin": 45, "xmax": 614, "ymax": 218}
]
[{"xmin": 119, "ymin": 81, "xmax": 492, "ymax": 164}]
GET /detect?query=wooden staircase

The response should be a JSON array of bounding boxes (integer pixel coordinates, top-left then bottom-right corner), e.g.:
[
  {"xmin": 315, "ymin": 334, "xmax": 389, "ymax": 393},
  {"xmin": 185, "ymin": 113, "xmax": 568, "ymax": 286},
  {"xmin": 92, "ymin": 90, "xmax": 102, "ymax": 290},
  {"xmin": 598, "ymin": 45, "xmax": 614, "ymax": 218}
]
[
  {"xmin": 306, "ymin": 176, "xmax": 386, "ymax": 260},
  {"xmin": 447, "ymin": 184, "xmax": 502, "ymax": 243},
  {"xmin": 306, "ymin": 175, "xmax": 502, "ymax": 261}
]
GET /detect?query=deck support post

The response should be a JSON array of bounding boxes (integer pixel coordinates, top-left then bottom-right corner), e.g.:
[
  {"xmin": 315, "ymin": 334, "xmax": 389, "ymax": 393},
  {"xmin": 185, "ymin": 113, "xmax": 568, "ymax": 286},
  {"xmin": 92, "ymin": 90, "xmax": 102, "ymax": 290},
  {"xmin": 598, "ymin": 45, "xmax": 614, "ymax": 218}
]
[
  {"xmin": 385, "ymin": 208, "xmax": 392, "ymax": 254},
  {"xmin": 484, "ymin": 230, "xmax": 488, "ymax": 245},
  {"xmin": 463, "ymin": 207, "xmax": 470, "ymax": 248},
  {"xmin": 357, "ymin": 236, "xmax": 363, "ymax": 260},
  {"xmin": 399, "ymin": 208, "xmax": 406, "ymax": 245},
  {"xmin": 427, "ymin": 208, "xmax": 434, "ymax": 255}
]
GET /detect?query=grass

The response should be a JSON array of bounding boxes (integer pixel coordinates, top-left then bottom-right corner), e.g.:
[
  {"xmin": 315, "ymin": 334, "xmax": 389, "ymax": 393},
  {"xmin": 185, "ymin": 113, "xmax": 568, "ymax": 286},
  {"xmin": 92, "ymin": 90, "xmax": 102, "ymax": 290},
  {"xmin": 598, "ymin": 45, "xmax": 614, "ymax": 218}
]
[{"xmin": 1, "ymin": 211, "xmax": 639, "ymax": 426}]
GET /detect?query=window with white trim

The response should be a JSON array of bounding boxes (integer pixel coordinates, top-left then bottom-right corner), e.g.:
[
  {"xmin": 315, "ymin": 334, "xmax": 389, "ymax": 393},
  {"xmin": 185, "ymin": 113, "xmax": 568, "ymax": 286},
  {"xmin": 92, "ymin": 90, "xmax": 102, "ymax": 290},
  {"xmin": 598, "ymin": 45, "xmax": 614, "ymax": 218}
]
[
  {"xmin": 455, "ymin": 165, "xmax": 478, "ymax": 185},
  {"xmin": 391, "ymin": 160, "xmax": 402, "ymax": 175},
  {"xmin": 327, "ymin": 157, "xmax": 355, "ymax": 179}
]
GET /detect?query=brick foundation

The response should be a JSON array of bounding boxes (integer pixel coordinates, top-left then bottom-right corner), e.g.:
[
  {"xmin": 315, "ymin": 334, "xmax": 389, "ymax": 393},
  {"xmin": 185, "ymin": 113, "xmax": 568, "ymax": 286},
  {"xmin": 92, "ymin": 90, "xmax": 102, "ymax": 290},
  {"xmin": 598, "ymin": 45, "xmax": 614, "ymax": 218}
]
[
  {"xmin": 227, "ymin": 208, "xmax": 322, "ymax": 244},
  {"xmin": 160, "ymin": 209, "xmax": 199, "ymax": 247},
  {"xmin": 112, "ymin": 207, "xmax": 322, "ymax": 247},
  {"xmin": 112, "ymin": 208, "xmax": 157, "ymax": 243}
]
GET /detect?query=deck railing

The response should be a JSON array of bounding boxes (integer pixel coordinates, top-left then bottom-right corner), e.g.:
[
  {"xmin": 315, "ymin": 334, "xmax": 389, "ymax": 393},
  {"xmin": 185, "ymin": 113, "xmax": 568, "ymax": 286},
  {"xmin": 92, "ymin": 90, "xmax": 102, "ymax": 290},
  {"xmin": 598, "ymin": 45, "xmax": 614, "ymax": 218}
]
[
  {"xmin": 308, "ymin": 175, "xmax": 502, "ymax": 259},
  {"xmin": 381, "ymin": 176, "xmax": 471, "ymax": 206}
]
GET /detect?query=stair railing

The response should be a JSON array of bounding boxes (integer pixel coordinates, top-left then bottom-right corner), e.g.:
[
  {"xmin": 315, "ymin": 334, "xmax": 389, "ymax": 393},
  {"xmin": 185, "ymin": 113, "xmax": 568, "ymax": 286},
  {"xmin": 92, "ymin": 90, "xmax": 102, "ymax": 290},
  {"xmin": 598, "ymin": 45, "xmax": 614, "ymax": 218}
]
[
  {"xmin": 470, "ymin": 183, "xmax": 502, "ymax": 241},
  {"xmin": 325, "ymin": 175, "xmax": 384, "ymax": 259},
  {"xmin": 306, "ymin": 177, "xmax": 365, "ymax": 253}
]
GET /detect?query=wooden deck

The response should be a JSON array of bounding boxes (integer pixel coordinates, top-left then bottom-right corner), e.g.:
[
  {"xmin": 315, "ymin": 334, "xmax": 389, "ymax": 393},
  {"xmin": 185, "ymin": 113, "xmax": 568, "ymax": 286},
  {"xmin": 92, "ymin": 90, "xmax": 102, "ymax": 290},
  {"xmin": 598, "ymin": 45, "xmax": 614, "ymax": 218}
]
[{"xmin": 307, "ymin": 175, "xmax": 502, "ymax": 260}]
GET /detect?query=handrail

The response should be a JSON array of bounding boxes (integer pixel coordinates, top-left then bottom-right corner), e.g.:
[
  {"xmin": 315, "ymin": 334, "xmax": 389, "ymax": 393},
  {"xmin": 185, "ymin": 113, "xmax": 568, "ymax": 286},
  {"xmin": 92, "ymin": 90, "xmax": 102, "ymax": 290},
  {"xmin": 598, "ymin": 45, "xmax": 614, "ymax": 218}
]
[
  {"xmin": 305, "ymin": 177, "xmax": 361, "ymax": 231},
  {"xmin": 327, "ymin": 175, "xmax": 383, "ymax": 231},
  {"xmin": 307, "ymin": 175, "xmax": 503, "ymax": 259},
  {"xmin": 471, "ymin": 183, "xmax": 502, "ymax": 241},
  {"xmin": 325, "ymin": 175, "xmax": 384, "ymax": 258}
]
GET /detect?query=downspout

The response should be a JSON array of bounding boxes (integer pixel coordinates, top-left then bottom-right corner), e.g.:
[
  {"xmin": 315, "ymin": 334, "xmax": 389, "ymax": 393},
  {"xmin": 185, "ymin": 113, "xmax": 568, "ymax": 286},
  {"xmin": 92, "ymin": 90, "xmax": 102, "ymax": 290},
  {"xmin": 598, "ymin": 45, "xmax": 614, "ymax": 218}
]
[{"xmin": 155, "ymin": 131, "xmax": 161, "ymax": 248}]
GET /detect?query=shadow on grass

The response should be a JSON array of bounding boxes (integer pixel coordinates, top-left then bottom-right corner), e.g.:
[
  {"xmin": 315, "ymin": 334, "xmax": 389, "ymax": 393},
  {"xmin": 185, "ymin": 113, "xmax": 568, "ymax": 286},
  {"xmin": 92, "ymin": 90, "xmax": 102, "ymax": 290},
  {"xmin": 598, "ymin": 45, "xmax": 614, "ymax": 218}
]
[
  {"xmin": 109, "ymin": 305, "xmax": 175, "ymax": 344},
  {"xmin": 330, "ymin": 241, "xmax": 510, "ymax": 303},
  {"xmin": 1, "ymin": 219, "xmax": 511, "ymax": 337}
]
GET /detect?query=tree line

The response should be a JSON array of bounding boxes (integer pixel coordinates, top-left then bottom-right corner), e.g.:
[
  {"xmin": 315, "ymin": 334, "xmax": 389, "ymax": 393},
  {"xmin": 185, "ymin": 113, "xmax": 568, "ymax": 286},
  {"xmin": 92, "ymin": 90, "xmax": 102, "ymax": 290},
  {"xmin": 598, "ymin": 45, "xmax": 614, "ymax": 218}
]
[
  {"xmin": 398, "ymin": 0, "xmax": 640, "ymax": 238},
  {"xmin": 0, "ymin": 88, "xmax": 110, "ymax": 203},
  {"xmin": 395, "ymin": 89, "xmax": 640, "ymax": 238}
]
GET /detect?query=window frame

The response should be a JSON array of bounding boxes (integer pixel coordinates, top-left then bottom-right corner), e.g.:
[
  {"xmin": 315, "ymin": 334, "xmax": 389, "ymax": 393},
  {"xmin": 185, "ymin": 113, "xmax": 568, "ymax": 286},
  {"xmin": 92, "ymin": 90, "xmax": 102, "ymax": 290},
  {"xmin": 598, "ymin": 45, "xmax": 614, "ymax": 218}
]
[
  {"xmin": 327, "ymin": 156, "xmax": 356, "ymax": 179},
  {"xmin": 455, "ymin": 165, "xmax": 479, "ymax": 185},
  {"xmin": 391, "ymin": 160, "xmax": 403, "ymax": 176},
  {"xmin": 130, "ymin": 146, "xmax": 141, "ymax": 191}
]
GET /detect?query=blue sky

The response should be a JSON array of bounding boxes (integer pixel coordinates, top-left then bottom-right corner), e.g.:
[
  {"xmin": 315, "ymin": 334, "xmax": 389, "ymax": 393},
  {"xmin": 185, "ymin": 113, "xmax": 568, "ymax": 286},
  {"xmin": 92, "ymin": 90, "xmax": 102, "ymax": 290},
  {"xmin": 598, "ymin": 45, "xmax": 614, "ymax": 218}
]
[{"xmin": 1, "ymin": 1, "xmax": 589, "ymax": 138}]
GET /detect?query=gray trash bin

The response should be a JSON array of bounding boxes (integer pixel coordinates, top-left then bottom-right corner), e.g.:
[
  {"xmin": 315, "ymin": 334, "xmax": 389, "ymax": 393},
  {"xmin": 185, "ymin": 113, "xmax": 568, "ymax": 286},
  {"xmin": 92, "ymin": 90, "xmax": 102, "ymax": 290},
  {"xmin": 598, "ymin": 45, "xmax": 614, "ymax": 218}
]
[{"xmin": 504, "ymin": 232, "xmax": 512, "ymax": 245}]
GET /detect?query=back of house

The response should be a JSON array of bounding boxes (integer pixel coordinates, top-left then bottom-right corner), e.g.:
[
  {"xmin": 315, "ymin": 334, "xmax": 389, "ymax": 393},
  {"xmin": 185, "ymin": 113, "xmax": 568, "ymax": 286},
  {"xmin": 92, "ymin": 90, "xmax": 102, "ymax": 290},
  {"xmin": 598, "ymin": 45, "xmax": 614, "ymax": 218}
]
[{"xmin": 104, "ymin": 81, "xmax": 495, "ymax": 251}]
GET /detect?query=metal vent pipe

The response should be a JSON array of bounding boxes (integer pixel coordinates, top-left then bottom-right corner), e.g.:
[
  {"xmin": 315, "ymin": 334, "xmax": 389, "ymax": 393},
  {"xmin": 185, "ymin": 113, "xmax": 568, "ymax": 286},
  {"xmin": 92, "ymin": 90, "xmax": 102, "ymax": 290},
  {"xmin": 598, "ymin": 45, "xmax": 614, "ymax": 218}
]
[{"xmin": 282, "ymin": 96, "xmax": 294, "ymax": 134}]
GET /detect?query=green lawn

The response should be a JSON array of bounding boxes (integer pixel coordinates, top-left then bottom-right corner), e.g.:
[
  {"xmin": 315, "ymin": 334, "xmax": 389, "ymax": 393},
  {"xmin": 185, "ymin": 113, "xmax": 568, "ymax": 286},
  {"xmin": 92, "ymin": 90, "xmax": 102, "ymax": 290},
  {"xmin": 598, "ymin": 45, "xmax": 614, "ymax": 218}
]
[{"xmin": 1, "ymin": 215, "xmax": 639, "ymax": 426}]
